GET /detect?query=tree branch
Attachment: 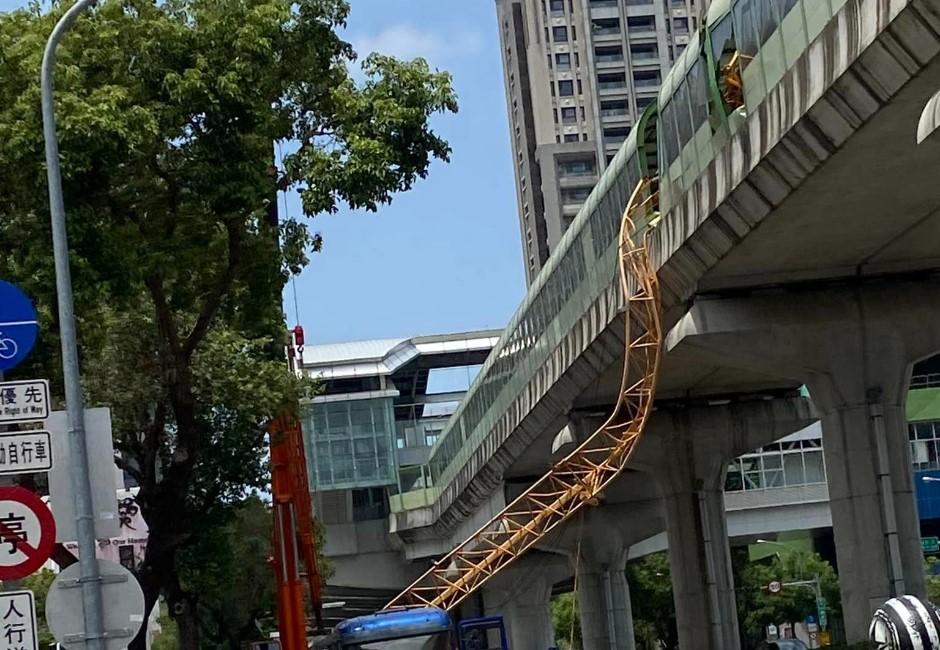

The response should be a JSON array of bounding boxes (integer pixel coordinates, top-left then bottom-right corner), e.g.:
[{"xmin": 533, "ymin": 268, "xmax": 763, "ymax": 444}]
[
  {"xmin": 151, "ymin": 155, "xmax": 181, "ymax": 239},
  {"xmin": 114, "ymin": 454, "xmax": 145, "ymax": 485},
  {"xmin": 182, "ymin": 219, "xmax": 244, "ymax": 358},
  {"xmin": 145, "ymin": 273, "xmax": 183, "ymax": 357},
  {"xmin": 141, "ymin": 401, "xmax": 168, "ymax": 494}
]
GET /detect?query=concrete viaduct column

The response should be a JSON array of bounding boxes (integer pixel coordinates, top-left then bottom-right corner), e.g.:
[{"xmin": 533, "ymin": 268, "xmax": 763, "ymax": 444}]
[
  {"xmin": 634, "ymin": 397, "xmax": 815, "ymax": 650},
  {"xmin": 482, "ymin": 552, "xmax": 568, "ymax": 650},
  {"xmin": 666, "ymin": 278, "xmax": 940, "ymax": 642},
  {"xmin": 658, "ymin": 434, "xmax": 739, "ymax": 650},
  {"xmin": 575, "ymin": 547, "xmax": 634, "ymax": 650},
  {"xmin": 805, "ymin": 338, "xmax": 925, "ymax": 637},
  {"xmin": 539, "ymin": 484, "xmax": 666, "ymax": 650}
]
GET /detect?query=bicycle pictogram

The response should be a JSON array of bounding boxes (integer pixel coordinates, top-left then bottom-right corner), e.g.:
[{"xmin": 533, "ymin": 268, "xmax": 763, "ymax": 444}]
[{"xmin": 0, "ymin": 334, "xmax": 18, "ymax": 361}]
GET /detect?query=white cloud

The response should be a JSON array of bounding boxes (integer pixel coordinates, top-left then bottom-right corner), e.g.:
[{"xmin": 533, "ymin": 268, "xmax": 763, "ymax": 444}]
[{"xmin": 350, "ymin": 24, "xmax": 482, "ymax": 66}]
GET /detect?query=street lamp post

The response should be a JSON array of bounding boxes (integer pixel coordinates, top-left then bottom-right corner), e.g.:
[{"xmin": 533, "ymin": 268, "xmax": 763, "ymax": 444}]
[
  {"xmin": 756, "ymin": 540, "xmax": 828, "ymax": 632},
  {"xmin": 40, "ymin": 1, "xmax": 106, "ymax": 649}
]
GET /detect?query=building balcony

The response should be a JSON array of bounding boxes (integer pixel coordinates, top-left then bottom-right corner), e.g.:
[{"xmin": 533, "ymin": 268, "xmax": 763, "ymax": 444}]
[
  {"xmin": 591, "ymin": 30, "xmax": 622, "ymax": 42},
  {"xmin": 598, "ymin": 84, "xmax": 628, "ymax": 95},
  {"xmin": 558, "ymin": 173, "xmax": 598, "ymax": 189},
  {"xmin": 600, "ymin": 112, "xmax": 632, "ymax": 127},
  {"xmin": 587, "ymin": 3, "xmax": 619, "ymax": 18},
  {"xmin": 600, "ymin": 105, "xmax": 629, "ymax": 117},
  {"xmin": 630, "ymin": 55, "xmax": 662, "ymax": 68}
]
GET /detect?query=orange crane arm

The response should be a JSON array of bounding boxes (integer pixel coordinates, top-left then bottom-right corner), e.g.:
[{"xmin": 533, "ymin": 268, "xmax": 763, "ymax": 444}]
[
  {"xmin": 270, "ymin": 412, "xmax": 324, "ymax": 649},
  {"xmin": 386, "ymin": 179, "xmax": 662, "ymax": 611}
]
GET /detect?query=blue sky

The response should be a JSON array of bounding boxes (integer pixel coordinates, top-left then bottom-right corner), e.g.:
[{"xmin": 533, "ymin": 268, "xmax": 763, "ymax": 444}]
[
  {"xmin": 288, "ymin": 1, "xmax": 525, "ymax": 344},
  {"xmin": 0, "ymin": 0, "xmax": 526, "ymax": 344}
]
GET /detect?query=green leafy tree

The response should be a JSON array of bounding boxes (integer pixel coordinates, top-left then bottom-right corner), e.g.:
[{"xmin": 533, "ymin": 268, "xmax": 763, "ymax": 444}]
[
  {"xmin": 927, "ymin": 557, "xmax": 940, "ymax": 603},
  {"xmin": 151, "ymin": 606, "xmax": 180, "ymax": 650},
  {"xmin": 177, "ymin": 495, "xmax": 333, "ymax": 649},
  {"xmin": 22, "ymin": 569, "xmax": 57, "ymax": 647},
  {"xmin": 551, "ymin": 592, "xmax": 581, "ymax": 650},
  {"xmin": 735, "ymin": 550, "xmax": 840, "ymax": 647},
  {"xmin": 179, "ymin": 496, "xmax": 276, "ymax": 649},
  {"xmin": 0, "ymin": 0, "xmax": 457, "ymax": 647},
  {"xmin": 627, "ymin": 552, "xmax": 678, "ymax": 650}
]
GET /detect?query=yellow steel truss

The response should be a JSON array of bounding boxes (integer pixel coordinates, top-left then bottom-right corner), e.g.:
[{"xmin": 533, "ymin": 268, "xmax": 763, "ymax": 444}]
[{"xmin": 385, "ymin": 179, "xmax": 663, "ymax": 612}]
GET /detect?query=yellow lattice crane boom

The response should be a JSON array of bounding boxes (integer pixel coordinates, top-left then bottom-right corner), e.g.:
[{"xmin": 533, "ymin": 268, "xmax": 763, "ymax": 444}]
[{"xmin": 385, "ymin": 179, "xmax": 663, "ymax": 612}]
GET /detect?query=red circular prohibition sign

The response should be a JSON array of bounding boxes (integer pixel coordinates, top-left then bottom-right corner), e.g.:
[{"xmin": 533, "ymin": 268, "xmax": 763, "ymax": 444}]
[{"xmin": 0, "ymin": 485, "xmax": 56, "ymax": 580}]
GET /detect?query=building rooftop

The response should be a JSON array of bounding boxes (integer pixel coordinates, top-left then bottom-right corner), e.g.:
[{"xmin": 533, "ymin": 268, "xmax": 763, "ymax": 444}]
[{"xmin": 301, "ymin": 330, "xmax": 503, "ymax": 381}]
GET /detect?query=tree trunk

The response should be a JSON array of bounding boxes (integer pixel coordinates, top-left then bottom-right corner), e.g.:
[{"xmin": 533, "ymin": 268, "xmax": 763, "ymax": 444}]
[
  {"xmin": 128, "ymin": 561, "xmax": 162, "ymax": 650},
  {"xmin": 128, "ymin": 500, "xmax": 191, "ymax": 650},
  {"xmin": 173, "ymin": 598, "xmax": 200, "ymax": 650}
]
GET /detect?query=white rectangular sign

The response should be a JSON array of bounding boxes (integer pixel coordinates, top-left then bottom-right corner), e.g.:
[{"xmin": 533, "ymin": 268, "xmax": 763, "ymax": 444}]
[
  {"xmin": 0, "ymin": 380, "xmax": 49, "ymax": 424},
  {"xmin": 0, "ymin": 432, "xmax": 52, "ymax": 475},
  {"xmin": 48, "ymin": 408, "xmax": 121, "ymax": 541},
  {"xmin": 0, "ymin": 591, "xmax": 38, "ymax": 650}
]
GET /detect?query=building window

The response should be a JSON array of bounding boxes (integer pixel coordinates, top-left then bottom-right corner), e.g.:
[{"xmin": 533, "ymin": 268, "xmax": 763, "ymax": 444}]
[
  {"xmin": 627, "ymin": 15, "xmax": 656, "ymax": 31},
  {"xmin": 633, "ymin": 70, "xmax": 661, "ymax": 89},
  {"xmin": 597, "ymin": 72, "xmax": 626, "ymax": 90},
  {"xmin": 563, "ymin": 133, "xmax": 579, "ymax": 142},
  {"xmin": 561, "ymin": 106, "xmax": 577, "ymax": 123},
  {"xmin": 577, "ymin": 79, "xmax": 582, "ymax": 94},
  {"xmin": 352, "ymin": 487, "xmax": 388, "ymax": 521},
  {"xmin": 725, "ymin": 438, "xmax": 826, "ymax": 492},
  {"xmin": 553, "ymin": 108, "xmax": 559, "ymax": 123},
  {"xmin": 555, "ymin": 52, "xmax": 571, "ymax": 70},
  {"xmin": 561, "ymin": 186, "xmax": 592, "ymax": 203},
  {"xmin": 600, "ymin": 99, "xmax": 628, "ymax": 117},
  {"xmin": 630, "ymin": 43, "xmax": 658, "ymax": 61},
  {"xmin": 304, "ymin": 397, "xmax": 395, "ymax": 489},
  {"xmin": 549, "ymin": 0, "xmax": 564, "ymax": 12},
  {"xmin": 595, "ymin": 45, "xmax": 623, "ymax": 63},
  {"xmin": 558, "ymin": 158, "xmax": 596, "ymax": 177},
  {"xmin": 591, "ymin": 17, "xmax": 620, "ymax": 36},
  {"xmin": 571, "ymin": 24, "xmax": 577, "ymax": 40},
  {"xmin": 552, "ymin": 26, "xmax": 568, "ymax": 42},
  {"xmin": 558, "ymin": 80, "xmax": 575, "ymax": 96},
  {"xmin": 603, "ymin": 126, "xmax": 630, "ymax": 143},
  {"xmin": 912, "ymin": 421, "xmax": 940, "ymax": 470}
]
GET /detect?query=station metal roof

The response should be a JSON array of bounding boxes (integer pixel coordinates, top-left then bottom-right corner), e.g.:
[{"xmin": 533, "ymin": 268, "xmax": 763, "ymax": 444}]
[{"xmin": 301, "ymin": 330, "xmax": 502, "ymax": 381}]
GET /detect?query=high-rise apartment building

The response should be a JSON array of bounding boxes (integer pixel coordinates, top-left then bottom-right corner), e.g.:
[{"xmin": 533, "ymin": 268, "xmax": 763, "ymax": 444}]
[{"xmin": 496, "ymin": 0, "xmax": 700, "ymax": 284}]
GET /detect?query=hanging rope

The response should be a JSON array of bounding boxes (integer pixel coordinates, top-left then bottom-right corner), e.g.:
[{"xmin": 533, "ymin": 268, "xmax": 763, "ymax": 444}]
[
  {"xmin": 569, "ymin": 512, "xmax": 585, "ymax": 650},
  {"xmin": 277, "ymin": 140, "xmax": 303, "ymax": 329}
]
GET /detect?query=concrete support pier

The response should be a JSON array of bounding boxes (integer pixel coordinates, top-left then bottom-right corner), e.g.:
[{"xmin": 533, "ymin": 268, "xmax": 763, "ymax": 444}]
[
  {"xmin": 483, "ymin": 552, "xmax": 568, "ymax": 650},
  {"xmin": 656, "ymin": 422, "xmax": 740, "ymax": 650},
  {"xmin": 635, "ymin": 398, "xmax": 814, "ymax": 650},
  {"xmin": 540, "ymin": 498, "xmax": 666, "ymax": 650},
  {"xmin": 575, "ymin": 540, "xmax": 634, "ymax": 650},
  {"xmin": 667, "ymin": 279, "xmax": 940, "ymax": 642}
]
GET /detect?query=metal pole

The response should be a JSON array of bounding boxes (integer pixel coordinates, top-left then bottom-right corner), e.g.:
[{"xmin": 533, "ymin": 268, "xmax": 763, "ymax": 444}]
[{"xmin": 40, "ymin": 2, "xmax": 105, "ymax": 649}]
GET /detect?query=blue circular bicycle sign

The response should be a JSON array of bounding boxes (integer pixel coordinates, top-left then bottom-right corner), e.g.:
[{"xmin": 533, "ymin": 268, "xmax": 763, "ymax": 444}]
[{"xmin": 0, "ymin": 281, "xmax": 38, "ymax": 371}]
